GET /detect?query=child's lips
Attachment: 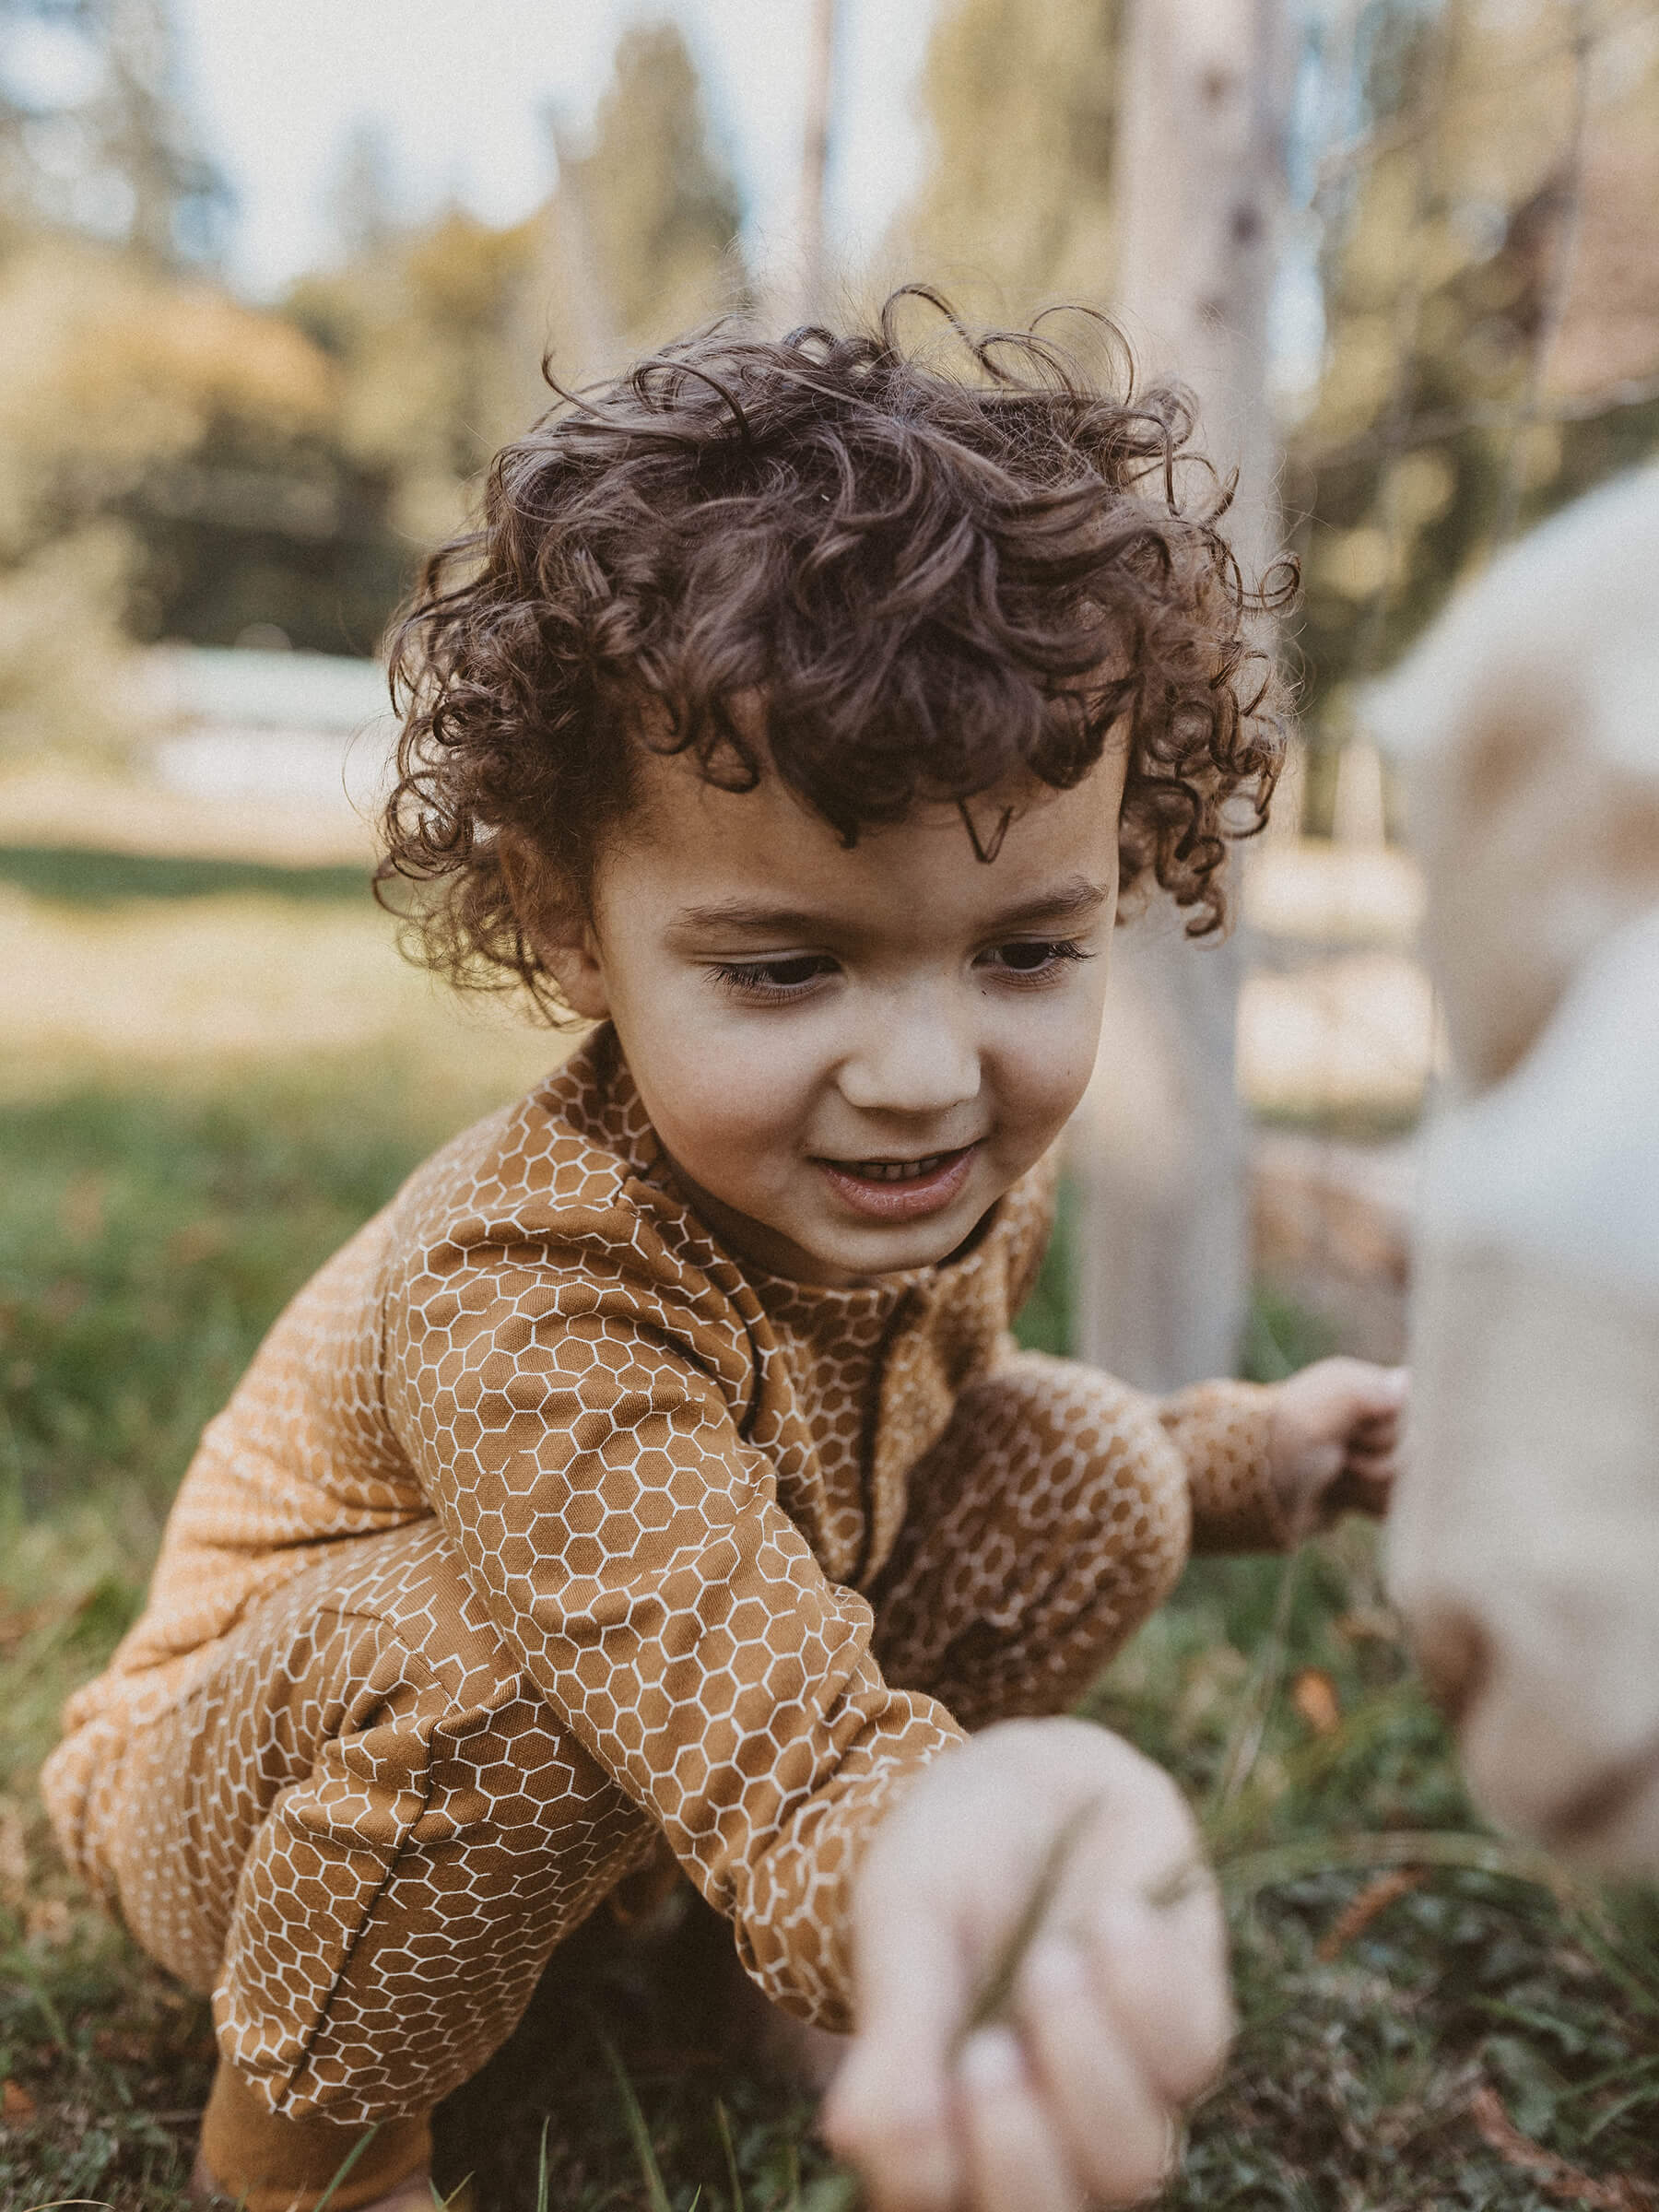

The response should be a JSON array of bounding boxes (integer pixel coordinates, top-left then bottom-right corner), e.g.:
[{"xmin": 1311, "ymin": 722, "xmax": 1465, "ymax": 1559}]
[{"xmin": 814, "ymin": 1143, "xmax": 982, "ymax": 1220}]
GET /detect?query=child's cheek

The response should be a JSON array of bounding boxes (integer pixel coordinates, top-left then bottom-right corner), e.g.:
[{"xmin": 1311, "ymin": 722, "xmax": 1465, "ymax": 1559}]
[
  {"xmin": 645, "ymin": 1020, "xmax": 811, "ymax": 1187},
  {"xmin": 994, "ymin": 994, "xmax": 1112, "ymax": 1149}
]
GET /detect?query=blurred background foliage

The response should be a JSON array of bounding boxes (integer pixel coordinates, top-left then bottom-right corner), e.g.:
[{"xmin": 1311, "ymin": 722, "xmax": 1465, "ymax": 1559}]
[
  {"xmin": 0, "ymin": 2, "xmax": 746, "ymax": 704},
  {"xmin": 0, "ymin": 0, "xmax": 1653, "ymax": 803}
]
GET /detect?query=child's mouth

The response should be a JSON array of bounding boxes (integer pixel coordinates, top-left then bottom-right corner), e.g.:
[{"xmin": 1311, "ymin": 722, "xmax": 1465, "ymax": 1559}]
[{"xmin": 815, "ymin": 1143, "xmax": 980, "ymax": 1220}]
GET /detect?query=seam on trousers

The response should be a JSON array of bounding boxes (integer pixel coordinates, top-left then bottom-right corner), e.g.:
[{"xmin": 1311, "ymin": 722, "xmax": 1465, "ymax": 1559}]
[
  {"xmin": 268, "ymin": 1616, "xmax": 448, "ymax": 2112},
  {"xmin": 276, "ymin": 1764, "xmax": 440, "ymax": 2112}
]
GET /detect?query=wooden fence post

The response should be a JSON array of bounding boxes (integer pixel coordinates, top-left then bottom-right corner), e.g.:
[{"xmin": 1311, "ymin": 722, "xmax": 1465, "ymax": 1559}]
[{"xmin": 1069, "ymin": 0, "xmax": 1291, "ymax": 1390}]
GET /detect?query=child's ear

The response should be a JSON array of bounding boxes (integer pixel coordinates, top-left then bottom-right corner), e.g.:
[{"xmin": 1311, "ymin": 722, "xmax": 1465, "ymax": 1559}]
[{"xmin": 497, "ymin": 830, "xmax": 611, "ymax": 1021}]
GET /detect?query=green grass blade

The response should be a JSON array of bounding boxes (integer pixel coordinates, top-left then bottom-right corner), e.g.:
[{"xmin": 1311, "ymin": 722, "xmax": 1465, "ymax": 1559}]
[
  {"xmin": 714, "ymin": 2099, "xmax": 745, "ymax": 2212},
  {"xmin": 309, "ymin": 2124, "xmax": 379, "ymax": 2212},
  {"xmin": 1148, "ymin": 1822, "xmax": 1583, "ymax": 1914},
  {"xmin": 1207, "ymin": 1542, "xmax": 1307, "ymax": 1820},
  {"xmin": 602, "ymin": 2036, "xmax": 674, "ymax": 2212},
  {"xmin": 536, "ymin": 2112, "xmax": 552, "ymax": 2212}
]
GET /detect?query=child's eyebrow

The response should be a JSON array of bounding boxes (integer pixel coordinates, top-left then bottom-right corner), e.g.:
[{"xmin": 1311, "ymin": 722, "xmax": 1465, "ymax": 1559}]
[
  {"xmin": 672, "ymin": 877, "xmax": 1111, "ymax": 942},
  {"xmin": 980, "ymin": 878, "xmax": 1112, "ymax": 933},
  {"xmin": 672, "ymin": 900, "xmax": 843, "ymax": 940}
]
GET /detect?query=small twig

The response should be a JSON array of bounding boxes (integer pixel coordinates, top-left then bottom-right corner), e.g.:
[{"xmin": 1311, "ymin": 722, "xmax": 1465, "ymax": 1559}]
[
  {"xmin": 1147, "ymin": 1823, "xmax": 1582, "ymax": 1917},
  {"xmin": 1470, "ymin": 2084, "xmax": 1653, "ymax": 2210},
  {"xmin": 959, "ymin": 1799, "xmax": 1100, "ymax": 2041},
  {"xmin": 16, "ymin": 2201, "xmax": 117, "ymax": 2211}
]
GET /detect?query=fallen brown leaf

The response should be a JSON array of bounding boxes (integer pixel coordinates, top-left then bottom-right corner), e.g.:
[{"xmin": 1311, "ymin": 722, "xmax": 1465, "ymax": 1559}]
[
  {"xmin": 0, "ymin": 1604, "xmax": 48, "ymax": 1654},
  {"xmin": 1469, "ymin": 2084, "xmax": 1653, "ymax": 2210},
  {"xmin": 1291, "ymin": 1666, "xmax": 1342, "ymax": 1735},
  {"xmin": 1317, "ymin": 1865, "xmax": 1425, "ymax": 1960},
  {"xmin": 1, "ymin": 2077, "xmax": 36, "ymax": 2121}
]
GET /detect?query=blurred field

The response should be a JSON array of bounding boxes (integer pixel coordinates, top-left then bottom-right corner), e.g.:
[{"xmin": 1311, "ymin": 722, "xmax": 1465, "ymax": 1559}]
[
  {"xmin": 0, "ymin": 871, "xmax": 566, "ymax": 1106},
  {"xmin": 2, "ymin": 847, "xmax": 1657, "ymax": 2209}
]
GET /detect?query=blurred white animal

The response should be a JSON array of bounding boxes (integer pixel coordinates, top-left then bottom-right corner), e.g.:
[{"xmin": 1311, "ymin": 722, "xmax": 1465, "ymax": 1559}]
[{"xmin": 1368, "ymin": 463, "xmax": 1659, "ymax": 1875}]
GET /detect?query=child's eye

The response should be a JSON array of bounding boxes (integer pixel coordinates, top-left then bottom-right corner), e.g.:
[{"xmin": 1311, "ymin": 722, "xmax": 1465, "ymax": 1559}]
[
  {"xmin": 981, "ymin": 938, "xmax": 1094, "ymax": 982},
  {"xmin": 709, "ymin": 954, "xmax": 838, "ymax": 1001}
]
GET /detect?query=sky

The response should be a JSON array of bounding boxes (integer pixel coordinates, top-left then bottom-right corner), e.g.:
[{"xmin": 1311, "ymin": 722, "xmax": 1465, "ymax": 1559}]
[{"xmin": 164, "ymin": 0, "xmax": 943, "ymax": 300}]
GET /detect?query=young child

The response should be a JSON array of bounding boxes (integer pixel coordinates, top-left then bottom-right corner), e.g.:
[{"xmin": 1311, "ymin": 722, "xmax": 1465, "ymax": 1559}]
[{"xmin": 43, "ymin": 297, "xmax": 1405, "ymax": 2212}]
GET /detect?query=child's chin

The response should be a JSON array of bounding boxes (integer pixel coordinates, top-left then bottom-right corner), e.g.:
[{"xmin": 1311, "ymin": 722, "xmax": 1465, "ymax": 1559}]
[{"xmin": 799, "ymin": 1210, "xmax": 982, "ymax": 1280}]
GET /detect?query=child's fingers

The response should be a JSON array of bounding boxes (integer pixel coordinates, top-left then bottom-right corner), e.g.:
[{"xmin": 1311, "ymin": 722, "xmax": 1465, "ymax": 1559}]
[
  {"xmin": 1014, "ymin": 1940, "xmax": 1174, "ymax": 2206},
  {"xmin": 1079, "ymin": 1892, "xmax": 1232, "ymax": 2107},
  {"xmin": 958, "ymin": 2028, "xmax": 1084, "ymax": 2212},
  {"xmin": 820, "ymin": 1906, "xmax": 967, "ymax": 2210},
  {"xmin": 1362, "ymin": 1365, "xmax": 1410, "ymax": 1411},
  {"xmin": 1348, "ymin": 1404, "xmax": 1402, "ymax": 1436},
  {"xmin": 1326, "ymin": 1464, "xmax": 1394, "ymax": 1517},
  {"xmin": 1345, "ymin": 1439, "xmax": 1399, "ymax": 1472}
]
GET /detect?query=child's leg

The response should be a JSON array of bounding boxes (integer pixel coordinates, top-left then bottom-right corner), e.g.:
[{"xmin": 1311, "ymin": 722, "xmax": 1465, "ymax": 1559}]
[
  {"xmin": 869, "ymin": 1350, "xmax": 1192, "ymax": 1729},
  {"xmin": 76, "ymin": 1519, "xmax": 653, "ymax": 2208}
]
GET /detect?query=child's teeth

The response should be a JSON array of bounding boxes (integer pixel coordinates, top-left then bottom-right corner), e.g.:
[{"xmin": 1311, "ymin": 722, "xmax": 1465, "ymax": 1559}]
[{"xmin": 856, "ymin": 1153, "xmax": 946, "ymax": 1181}]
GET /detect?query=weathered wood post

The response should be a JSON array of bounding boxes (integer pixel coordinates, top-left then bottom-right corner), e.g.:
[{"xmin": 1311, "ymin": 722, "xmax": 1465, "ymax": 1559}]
[
  {"xmin": 1069, "ymin": 0, "xmax": 1291, "ymax": 1390},
  {"xmin": 797, "ymin": 0, "xmax": 839, "ymax": 324}
]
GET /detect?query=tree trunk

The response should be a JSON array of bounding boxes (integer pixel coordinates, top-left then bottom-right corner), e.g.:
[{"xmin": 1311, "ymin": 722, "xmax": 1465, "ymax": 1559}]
[
  {"xmin": 1069, "ymin": 0, "xmax": 1290, "ymax": 1391},
  {"xmin": 796, "ymin": 0, "xmax": 839, "ymax": 324}
]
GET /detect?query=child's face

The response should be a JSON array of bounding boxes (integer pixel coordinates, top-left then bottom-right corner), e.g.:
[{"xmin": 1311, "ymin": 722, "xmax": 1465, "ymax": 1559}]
[{"xmin": 535, "ymin": 744, "xmax": 1128, "ymax": 1284}]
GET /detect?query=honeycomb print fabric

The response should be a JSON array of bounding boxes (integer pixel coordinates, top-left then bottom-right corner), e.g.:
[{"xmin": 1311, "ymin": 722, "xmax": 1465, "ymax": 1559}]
[{"xmin": 42, "ymin": 1025, "xmax": 1285, "ymax": 2129}]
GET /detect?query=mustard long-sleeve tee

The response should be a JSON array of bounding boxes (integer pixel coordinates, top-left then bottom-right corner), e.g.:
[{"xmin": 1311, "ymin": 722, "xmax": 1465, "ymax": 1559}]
[{"xmin": 56, "ymin": 1026, "xmax": 1283, "ymax": 2022}]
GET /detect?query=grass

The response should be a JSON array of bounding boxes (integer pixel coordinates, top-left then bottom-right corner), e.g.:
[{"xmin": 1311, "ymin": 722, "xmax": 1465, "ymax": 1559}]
[
  {"xmin": 1, "ymin": 1058, "xmax": 1656, "ymax": 2208},
  {"xmin": 0, "ymin": 844, "xmax": 373, "ymax": 908}
]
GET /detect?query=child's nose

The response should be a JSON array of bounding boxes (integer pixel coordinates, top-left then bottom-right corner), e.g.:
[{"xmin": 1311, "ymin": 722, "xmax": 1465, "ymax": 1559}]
[{"xmin": 836, "ymin": 1001, "xmax": 982, "ymax": 1116}]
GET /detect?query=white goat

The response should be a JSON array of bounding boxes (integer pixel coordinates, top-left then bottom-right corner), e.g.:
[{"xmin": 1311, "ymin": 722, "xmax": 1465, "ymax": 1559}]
[{"xmin": 1369, "ymin": 462, "xmax": 1659, "ymax": 1875}]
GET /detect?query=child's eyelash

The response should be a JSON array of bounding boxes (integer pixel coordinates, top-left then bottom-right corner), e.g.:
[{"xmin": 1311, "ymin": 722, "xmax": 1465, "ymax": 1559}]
[
  {"xmin": 990, "ymin": 938, "xmax": 1095, "ymax": 975},
  {"xmin": 709, "ymin": 940, "xmax": 1093, "ymax": 1001},
  {"xmin": 709, "ymin": 958, "xmax": 831, "ymax": 1000}
]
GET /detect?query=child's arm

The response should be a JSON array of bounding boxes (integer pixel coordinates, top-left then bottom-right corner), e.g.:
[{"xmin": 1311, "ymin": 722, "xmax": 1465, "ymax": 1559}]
[
  {"xmin": 1161, "ymin": 1359, "xmax": 1407, "ymax": 1550},
  {"xmin": 384, "ymin": 1217, "xmax": 970, "ymax": 2028},
  {"xmin": 822, "ymin": 1718, "xmax": 1229, "ymax": 2212}
]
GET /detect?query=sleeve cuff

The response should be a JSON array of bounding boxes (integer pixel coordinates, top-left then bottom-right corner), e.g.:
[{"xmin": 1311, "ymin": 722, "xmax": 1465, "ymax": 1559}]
[{"xmin": 1158, "ymin": 1378, "xmax": 1291, "ymax": 1553}]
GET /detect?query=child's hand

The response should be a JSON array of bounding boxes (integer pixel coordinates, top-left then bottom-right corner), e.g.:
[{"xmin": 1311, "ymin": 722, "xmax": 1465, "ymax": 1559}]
[
  {"xmin": 820, "ymin": 1718, "xmax": 1230, "ymax": 2212},
  {"xmin": 1268, "ymin": 1357, "xmax": 1408, "ymax": 1535}
]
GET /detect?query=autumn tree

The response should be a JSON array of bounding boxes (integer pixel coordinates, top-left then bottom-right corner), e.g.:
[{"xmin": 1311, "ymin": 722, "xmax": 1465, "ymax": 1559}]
[
  {"xmin": 1289, "ymin": 0, "xmax": 1659, "ymax": 778},
  {"xmin": 0, "ymin": 0, "xmax": 226, "ymax": 260},
  {"xmin": 893, "ymin": 0, "xmax": 1123, "ymax": 324},
  {"xmin": 562, "ymin": 20, "xmax": 745, "ymax": 350}
]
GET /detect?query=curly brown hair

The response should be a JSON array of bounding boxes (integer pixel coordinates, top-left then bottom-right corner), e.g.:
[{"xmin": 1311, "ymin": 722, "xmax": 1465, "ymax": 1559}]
[{"xmin": 378, "ymin": 289, "xmax": 1292, "ymax": 1016}]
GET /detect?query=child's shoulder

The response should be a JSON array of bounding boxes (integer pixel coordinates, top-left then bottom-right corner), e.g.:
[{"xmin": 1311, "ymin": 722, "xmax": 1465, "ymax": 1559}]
[
  {"xmin": 393, "ymin": 1026, "xmax": 653, "ymax": 1238},
  {"xmin": 382, "ymin": 1025, "xmax": 735, "ymax": 1313},
  {"xmin": 374, "ymin": 1028, "xmax": 765, "ymax": 1394}
]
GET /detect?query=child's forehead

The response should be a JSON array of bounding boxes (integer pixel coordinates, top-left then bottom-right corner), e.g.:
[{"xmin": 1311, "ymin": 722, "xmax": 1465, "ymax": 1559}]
[
  {"xmin": 607, "ymin": 739, "xmax": 1128, "ymax": 920},
  {"xmin": 635, "ymin": 730, "xmax": 1124, "ymax": 832}
]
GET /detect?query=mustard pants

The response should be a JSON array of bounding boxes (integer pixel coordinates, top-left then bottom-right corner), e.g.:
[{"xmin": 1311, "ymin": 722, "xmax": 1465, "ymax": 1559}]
[{"xmin": 73, "ymin": 1355, "xmax": 1190, "ymax": 2205}]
